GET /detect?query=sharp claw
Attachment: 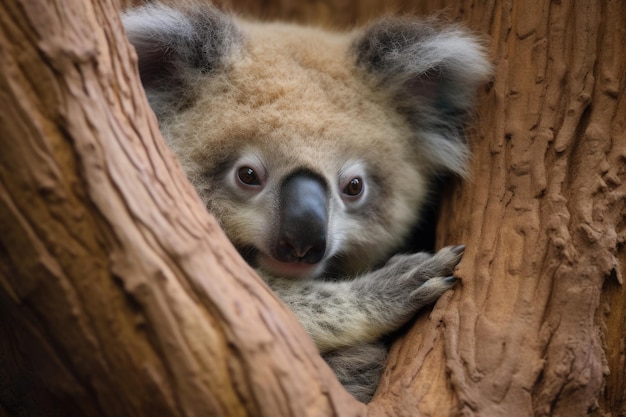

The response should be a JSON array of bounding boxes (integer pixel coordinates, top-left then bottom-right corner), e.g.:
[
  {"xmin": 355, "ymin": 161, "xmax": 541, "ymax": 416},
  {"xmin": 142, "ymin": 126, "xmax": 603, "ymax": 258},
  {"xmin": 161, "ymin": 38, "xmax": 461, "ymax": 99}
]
[
  {"xmin": 445, "ymin": 275, "xmax": 458, "ymax": 284},
  {"xmin": 450, "ymin": 244, "xmax": 465, "ymax": 255}
]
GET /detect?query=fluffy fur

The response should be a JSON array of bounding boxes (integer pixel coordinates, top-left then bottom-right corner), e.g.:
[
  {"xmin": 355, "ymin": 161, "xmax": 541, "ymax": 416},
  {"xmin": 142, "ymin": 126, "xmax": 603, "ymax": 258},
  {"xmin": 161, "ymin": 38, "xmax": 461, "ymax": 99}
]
[{"xmin": 123, "ymin": 3, "xmax": 490, "ymax": 402}]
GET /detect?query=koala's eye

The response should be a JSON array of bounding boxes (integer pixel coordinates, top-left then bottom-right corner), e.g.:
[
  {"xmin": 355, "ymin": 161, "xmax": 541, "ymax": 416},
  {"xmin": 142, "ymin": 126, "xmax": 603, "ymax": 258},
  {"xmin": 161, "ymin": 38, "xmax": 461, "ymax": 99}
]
[
  {"xmin": 343, "ymin": 177, "xmax": 363, "ymax": 197},
  {"xmin": 237, "ymin": 167, "xmax": 261, "ymax": 186}
]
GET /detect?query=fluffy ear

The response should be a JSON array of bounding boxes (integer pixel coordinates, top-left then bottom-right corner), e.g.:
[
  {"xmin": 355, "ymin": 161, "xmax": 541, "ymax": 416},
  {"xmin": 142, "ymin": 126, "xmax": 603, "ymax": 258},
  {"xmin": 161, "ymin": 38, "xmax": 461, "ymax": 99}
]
[
  {"xmin": 122, "ymin": 4, "xmax": 242, "ymax": 119},
  {"xmin": 353, "ymin": 18, "xmax": 491, "ymax": 176}
]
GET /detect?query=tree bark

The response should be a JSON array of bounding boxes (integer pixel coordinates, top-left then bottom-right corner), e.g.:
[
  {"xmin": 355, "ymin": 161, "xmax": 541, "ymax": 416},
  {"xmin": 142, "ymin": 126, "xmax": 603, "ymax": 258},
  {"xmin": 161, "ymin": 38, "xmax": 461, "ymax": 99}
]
[
  {"xmin": 0, "ymin": 1, "xmax": 363, "ymax": 416},
  {"xmin": 1, "ymin": 1, "xmax": 624, "ymax": 417}
]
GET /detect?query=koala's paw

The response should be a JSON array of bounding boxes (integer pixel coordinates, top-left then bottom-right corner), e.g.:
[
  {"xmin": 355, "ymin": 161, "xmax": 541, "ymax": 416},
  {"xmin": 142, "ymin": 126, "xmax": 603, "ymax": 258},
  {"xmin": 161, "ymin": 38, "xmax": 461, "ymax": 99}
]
[
  {"xmin": 406, "ymin": 244, "xmax": 464, "ymax": 307},
  {"xmin": 386, "ymin": 245, "xmax": 463, "ymax": 282}
]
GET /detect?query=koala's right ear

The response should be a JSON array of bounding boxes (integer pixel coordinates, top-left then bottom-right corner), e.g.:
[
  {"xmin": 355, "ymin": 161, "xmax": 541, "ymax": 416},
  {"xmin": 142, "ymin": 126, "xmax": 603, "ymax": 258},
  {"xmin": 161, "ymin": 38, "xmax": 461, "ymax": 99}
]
[
  {"xmin": 353, "ymin": 17, "xmax": 491, "ymax": 177},
  {"xmin": 122, "ymin": 4, "xmax": 242, "ymax": 118}
]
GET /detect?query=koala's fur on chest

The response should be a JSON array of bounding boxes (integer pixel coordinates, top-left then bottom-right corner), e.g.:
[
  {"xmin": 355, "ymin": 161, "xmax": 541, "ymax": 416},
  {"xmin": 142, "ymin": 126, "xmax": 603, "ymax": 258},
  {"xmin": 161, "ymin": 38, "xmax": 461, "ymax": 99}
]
[{"xmin": 123, "ymin": 3, "xmax": 490, "ymax": 403}]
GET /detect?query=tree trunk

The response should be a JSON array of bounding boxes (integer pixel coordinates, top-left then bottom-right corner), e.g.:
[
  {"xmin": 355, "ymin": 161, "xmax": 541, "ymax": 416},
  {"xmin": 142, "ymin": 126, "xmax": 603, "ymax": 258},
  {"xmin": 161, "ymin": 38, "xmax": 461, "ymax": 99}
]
[
  {"xmin": 0, "ymin": 1, "xmax": 362, "ymax": 416},
  {"xmin": 0, "ymin": 1, "xmax": 624, "ymax": 417}
]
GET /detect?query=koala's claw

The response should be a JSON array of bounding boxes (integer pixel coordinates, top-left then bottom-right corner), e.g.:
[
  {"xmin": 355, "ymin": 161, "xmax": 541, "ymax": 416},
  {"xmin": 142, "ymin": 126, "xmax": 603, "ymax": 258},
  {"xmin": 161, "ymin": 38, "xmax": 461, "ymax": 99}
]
[
  {"xmin": 407, "ymin": 245, "xmax": 464, "ymax": 305},
  {"xmin": 450, "ymin": 244, "xmax": 465, "ymax": 255},
  {"xmin": 429, "ymin": 244, "xmax": 465, "ymax": 276},
  {"xmin": 407, "ymin": 273, "xmax": 457, "ymax": 308},
  {"xmin": 444, "ymin": 275, "xmax": 458, "ymax": 284}
]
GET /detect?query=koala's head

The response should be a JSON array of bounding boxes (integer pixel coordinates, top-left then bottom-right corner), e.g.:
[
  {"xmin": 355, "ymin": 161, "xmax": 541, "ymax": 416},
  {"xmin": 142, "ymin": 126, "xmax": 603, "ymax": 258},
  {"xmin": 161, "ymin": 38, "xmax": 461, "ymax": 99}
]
[{"xmin": 123, "ymin": 4, "xmax": 490, "ymax": 279}]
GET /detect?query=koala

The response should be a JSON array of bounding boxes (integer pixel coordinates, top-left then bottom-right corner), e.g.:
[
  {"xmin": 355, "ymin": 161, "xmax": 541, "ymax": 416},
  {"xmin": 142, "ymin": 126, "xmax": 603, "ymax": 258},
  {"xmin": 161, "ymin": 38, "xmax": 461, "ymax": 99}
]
[{"xmin": 123, "ymin": 3, "xmax": 490, "ymax": 402}]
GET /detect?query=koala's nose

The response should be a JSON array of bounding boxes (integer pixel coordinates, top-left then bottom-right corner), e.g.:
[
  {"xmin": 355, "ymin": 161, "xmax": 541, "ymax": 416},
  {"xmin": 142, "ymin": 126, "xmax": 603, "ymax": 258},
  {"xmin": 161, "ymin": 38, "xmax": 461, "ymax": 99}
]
[{"xmin": 275, "ymin": 173, "xmax": 328, "ymax": 264}]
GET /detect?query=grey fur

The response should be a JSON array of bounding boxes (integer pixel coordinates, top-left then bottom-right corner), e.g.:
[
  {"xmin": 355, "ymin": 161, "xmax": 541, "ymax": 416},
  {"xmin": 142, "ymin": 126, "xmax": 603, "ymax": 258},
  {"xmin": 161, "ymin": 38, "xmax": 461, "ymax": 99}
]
[
  {"xmin": 124, "ymin": 4, "xmax": 489, "ymax": 403},
  {"xmin": 259, "ymin": 246, "xmax": 463, "ymax": 402},
  {"xmin": 264, "ymin": 245, "xmax": 464, "ymax": 350},
  {"xmin": 323, "ymin": 342, "xmax": 388, "ymax": 402}
]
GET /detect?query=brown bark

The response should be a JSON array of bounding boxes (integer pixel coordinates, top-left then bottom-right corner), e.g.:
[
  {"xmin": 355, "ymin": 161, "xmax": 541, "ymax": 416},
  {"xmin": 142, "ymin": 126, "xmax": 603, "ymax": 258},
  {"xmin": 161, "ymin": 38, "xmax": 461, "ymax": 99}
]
[
  {"xmin": 1, "ymin": 1, "xmax": 624, "ymax": 417},
  {"xmin": 0, "ymin": 1, "xmax": 362, "ymax": 416}
]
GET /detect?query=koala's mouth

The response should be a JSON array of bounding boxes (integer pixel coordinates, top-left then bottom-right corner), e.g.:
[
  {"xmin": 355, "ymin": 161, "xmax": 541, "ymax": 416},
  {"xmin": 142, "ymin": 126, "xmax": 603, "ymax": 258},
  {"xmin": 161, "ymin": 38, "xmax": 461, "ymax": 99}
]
[
  {"xmin": 258, "ymin": 253, "xmax": 323, "ymax": 278},
  {"xmin": 237, "ymin": 245, "xmax": 323, "ymax": 278}
]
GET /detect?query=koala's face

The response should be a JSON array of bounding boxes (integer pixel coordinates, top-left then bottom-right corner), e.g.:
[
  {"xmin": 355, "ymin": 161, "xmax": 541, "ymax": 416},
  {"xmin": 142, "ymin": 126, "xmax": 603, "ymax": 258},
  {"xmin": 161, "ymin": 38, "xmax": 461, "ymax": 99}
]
[
  {"xmin": 165, "ymin": 26, "xmax": 426, "ymax": 277},
  {"xmin": 123, "ymin": 5, "xmax": 490, "ymax": 278}
]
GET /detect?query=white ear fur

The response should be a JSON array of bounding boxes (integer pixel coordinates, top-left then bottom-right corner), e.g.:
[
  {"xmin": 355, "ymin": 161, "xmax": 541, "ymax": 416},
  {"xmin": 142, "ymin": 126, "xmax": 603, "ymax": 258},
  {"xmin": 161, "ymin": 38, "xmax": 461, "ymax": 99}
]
[
  {"xmin": 122, "ymin": 3, "xmax": 242, "ymax": 119},
  {"xmin": 354, "ymin": 17, "xmax": 492, "ymax": 176}
]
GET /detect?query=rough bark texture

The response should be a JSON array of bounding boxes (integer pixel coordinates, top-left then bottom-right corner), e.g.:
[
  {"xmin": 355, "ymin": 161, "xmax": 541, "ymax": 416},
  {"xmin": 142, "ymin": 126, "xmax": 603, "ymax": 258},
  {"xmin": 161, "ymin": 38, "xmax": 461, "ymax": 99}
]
[
  {"xmin": 0, "ymin": 1, "xmax": 363, "ymax": 416},
  {"xmin": 1, "ymin": 1, "xmax": 625, "ymax": 417}
]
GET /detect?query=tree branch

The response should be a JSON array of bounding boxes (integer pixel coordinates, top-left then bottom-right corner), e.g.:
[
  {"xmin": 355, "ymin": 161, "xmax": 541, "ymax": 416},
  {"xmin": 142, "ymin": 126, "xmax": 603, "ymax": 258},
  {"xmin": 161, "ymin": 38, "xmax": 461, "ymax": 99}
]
[{"xmin": 0, "ymin": 1, "xmax": 364, "ymax": 416}]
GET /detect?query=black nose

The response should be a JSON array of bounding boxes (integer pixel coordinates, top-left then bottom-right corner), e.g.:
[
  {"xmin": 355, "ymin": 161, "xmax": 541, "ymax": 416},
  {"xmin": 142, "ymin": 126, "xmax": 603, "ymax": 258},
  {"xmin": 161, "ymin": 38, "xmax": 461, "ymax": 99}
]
[{"xmin": 274, "ymin": 173, "xmax": 327, "ymax": 264}]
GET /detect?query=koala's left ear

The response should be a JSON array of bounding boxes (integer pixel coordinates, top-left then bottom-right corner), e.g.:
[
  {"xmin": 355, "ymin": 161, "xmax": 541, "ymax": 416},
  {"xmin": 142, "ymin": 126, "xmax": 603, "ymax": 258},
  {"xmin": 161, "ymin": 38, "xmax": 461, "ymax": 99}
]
[
  {"xmin": 353, "ymin": 17, "xmax": 492, "ymax": 176},
  {"xmin": 123, "ymin": 4, "xmax": 242, "ymax": 120}
]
